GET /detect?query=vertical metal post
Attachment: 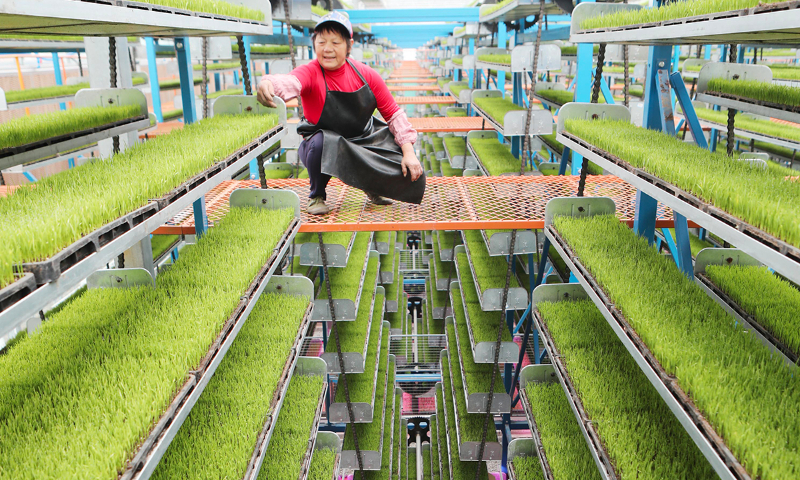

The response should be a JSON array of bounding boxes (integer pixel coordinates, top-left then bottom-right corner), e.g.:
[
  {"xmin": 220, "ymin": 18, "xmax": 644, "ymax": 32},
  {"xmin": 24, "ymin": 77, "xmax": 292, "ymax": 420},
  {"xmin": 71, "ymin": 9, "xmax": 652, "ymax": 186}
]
[
  {"xmin": 193, "ymin": 196, "xmax": 208, "ymax": 239},
  {"xmin": 51, "ymin": 52, "xmax": 66, "ymax": 110},
  {"xmin": 145, "ymin": 38, "xmax": 163, "ymax": 122},
  {"xmin": 468, "ymin": 38, "xmax": 475, "ymax": 89},
  {"xmin": 497, "ymin": 22, "xmax": 507, "ymax": 97},
  {"xmin": 672, "ymin": 212, "xmax": 694, "ymax": 278},
  {"xmin": 570, "ymin": 13, "xmax": 595, "ymax": 175},
  {"xmin": 214, "ymin": 72, "xmax": 221, "ymax": 91},
  {"xmin": 175, "ymin": 37, "xmax": 197, "ymax": 125},
  {"xmin": 670, "ymin": 71, "xmax": 708, "ymax": 149},
  {"xmin": 633, "ymin": 190, "xmax": 658, "ymax": 244}
]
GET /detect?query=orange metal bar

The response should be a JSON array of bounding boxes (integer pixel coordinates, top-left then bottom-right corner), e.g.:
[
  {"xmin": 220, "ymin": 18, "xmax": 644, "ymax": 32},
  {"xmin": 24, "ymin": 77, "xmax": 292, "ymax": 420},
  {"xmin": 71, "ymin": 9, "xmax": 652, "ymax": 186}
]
[
  {"xmin": 409, "ymin": 116, "xmax": 494, "ymax": 132},
  {"xmin": 386, "ymin": 78, "xmax": 437, "ymax": 84},
  {"xmin": 395, "ymin": 96, "xmax": 456, "ymax": 105}
]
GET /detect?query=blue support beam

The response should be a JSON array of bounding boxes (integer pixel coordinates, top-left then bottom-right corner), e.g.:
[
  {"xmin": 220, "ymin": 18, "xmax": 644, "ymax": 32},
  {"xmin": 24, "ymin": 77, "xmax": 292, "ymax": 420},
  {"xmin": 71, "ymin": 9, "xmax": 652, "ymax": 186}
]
[
  {"xmin": 51, "ymin": 52, "xmax": 66, "ymax": 111},
  {"xmin": 174, "ymin": 37, "xmax": 197, "ymax": 125},
  {"xmin": 145, "ymin": 38, "xmax": 163, "ymax": 122},
  {"xmin": 341, "ymin": 8, "xmax": 479, "ymax": 23}
]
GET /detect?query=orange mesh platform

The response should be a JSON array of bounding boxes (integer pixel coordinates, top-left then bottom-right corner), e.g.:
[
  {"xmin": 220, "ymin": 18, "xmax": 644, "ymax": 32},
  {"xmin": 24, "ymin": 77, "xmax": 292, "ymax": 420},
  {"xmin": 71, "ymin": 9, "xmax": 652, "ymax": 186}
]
[
  {"xmin": 152, "ymin": 176, "xmax": 677, "ymax": 234},
  {"xmin": 388, "ymin": 85, "xmax": 440, "ymax": 92},
  {"xmin": 410, "ymin": 116, "xmax": 495, "ymax": 132},
  {"xmin": 395, "ymin": 96, "xmax": 457, "ymax": 105},
  {"xmin": 387, "ymin": 78, "xmax": 437, "ymax": 84}
]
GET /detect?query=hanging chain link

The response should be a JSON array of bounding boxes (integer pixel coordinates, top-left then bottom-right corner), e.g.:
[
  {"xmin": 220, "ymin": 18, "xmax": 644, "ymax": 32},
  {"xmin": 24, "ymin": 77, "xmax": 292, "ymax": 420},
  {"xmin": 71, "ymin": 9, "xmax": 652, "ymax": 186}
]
[
  {"xmin": 726, "ymin": 44, "xmax": 737, "ymax": 157},
  {"xmin": 236, "ymin": 36, "xmax": 252, "ymax": 96},
  {"xmin": 282, "ymin": 0, "xmax": 303, "ymax": 178},
  {"xmin": 317, "ymin": 233, "xmax": 366, "ymax": 480},
  {"xmin": 109, "ymin": 37, "xmax": 120, "ymax": 154},
  {"xmin": 520, "ymin": 1, "xmax": 545, "ymax": 176},
  {"xmin": 622, "ymin": 0, "xmax": 629, "ymax": 107},
  {"xmin": 202, "ymin": 38, "xmax": 209, "ymax": 119}
]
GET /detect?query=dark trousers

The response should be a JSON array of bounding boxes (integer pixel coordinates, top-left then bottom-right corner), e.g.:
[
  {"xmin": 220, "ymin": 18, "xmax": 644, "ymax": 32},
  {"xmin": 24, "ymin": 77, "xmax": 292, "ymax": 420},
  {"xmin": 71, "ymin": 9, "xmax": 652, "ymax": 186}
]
[{"xmin": 298, "ymin": 132, "xmax": 331, "ymax": 200}]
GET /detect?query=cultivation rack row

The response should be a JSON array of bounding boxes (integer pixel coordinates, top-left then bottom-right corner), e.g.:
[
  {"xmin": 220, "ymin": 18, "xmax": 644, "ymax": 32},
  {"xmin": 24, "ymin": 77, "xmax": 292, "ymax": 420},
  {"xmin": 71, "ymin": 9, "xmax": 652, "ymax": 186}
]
[
  {"xmin": 0, "ymin": 124, "xmax": 285, "ymax": 339},
  {"xmin": 514, "ymin": 365, "xmax": 560, "ymax": 480},
  {"xmin": 120, "ymin": 229, "xmax": 306, "ymax": 480},
  {"xmin": 0, "ymin": 0, "xmax": 273, "ymax": 37},
  {"xmin": 544, "ymin": 221, "xmax": 751, "ymax": 480},
  {"xmin": 695, "ymin": 90, "xmax": 800, "ymax": 125},
  {"xmin": 479, "ymin": 0, "xmax": 567, "ymax": 23},
  {"xmin": 457, "ymin": 242, "xmax": 528, "ymax": 311},
  {"xmin": 310, "ymin": 236, "xmax": 375, "ymax": 322},
  {"xmin": 675, "ymin": 112, "xmax": 800, "ymax": 154},
  {"xmin": 556, "ymin": 130, "xmax": 800, "ymax": 285}
]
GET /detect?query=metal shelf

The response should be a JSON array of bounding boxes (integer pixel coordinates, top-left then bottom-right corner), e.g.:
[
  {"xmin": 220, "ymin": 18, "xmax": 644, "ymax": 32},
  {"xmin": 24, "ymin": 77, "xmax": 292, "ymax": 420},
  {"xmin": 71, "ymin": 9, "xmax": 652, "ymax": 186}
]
[
  {"xmin": 555, "ymin": 103, "xmax": 800, "ymax": 286},
  {"xmin": 446, "ymin": 314, "xmax": 512, "ymax": 414},
  {"xmin": 479, "ymin": 0, "xmax": 569, "ymax": 23},
  {"xmin": 676, "ymin": 112, "xmax": 800, "ymax": 152},
  {"xmin": 458, "ymin": 241, "xmax": 528, "ymax": 311},
  {"xmin": 0, "ymin": 129, "xmax": 287, "ymax": 340},
  {"xmin": 446, "ymin": 81, "xmax": 473, "ymax": 105},
  {"xmin": 313, "ymin": 239, "xmax": 377, "ymax": 323},
  {"xmin": 542, "ymin": 200, "xmax": 751, "ymax": 480},
  {"xmin": 1, "ymin": 0, "xmax": 273, "ymax": 37},
  {"xmin": 474, "ymin": 45, "xmax": 561, "ymax": 74},
  {"xmin": 299, "ymin": 232, "xmax": 358, "ymax": 267},
  {"xmin": 339, "ymin": 355, "xmax": 396, "ymax": 470},
  {"xmin": 440, "ymin": 350, "xmax": 502, "ymax": 461},
  {"xmin": 515, "ymin": 365, "xmax": 560, "ymax": 480},
  {"xmin": 693, "ymin": 248, "xmax": 798, "ymax": 366},
  {"xmin": 328, "ymin": 320, "xmax": 389, "ymax": 423},
  {"xmin": 321, "ymin": 269, "xmax": 380, "ymax": 374},
  {"xmin": 244, "ymin": 354, "xmax": 327, "ymax": 480},
  {"xmin": 119, "ymin": 231, "xmax": 308, "ymax": 480},
  {"xmin": 569, "ymin": 1, "xmax": 800, "ymax": 46},
  {"xmin": 0, "ymin": 38, "xmax": 84, "ymax": 53},
  {"xmin": 2, "ymin": 143, "xmax": 98, "ymax": 175},
  {"xmin": 529, "ymin": 284, "xmax": 618, "ymax": 480},
  {"xmin": 480, "ymin": 229, "xmax": 538, "ymax": 256},
  {"xmin": 471, "ymin": 90, "xmax": 554, "ymax": 137}
]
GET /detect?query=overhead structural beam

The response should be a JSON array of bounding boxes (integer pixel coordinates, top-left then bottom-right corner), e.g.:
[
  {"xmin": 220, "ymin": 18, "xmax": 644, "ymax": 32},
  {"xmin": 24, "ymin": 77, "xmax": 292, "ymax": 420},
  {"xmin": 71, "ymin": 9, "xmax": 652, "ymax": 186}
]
[
  {"xmin": 339, "ymin": 8, "xmax": 479, "ymax": 23},
  {"xmin": 369, "ymin": 24, "xmax": 457, "ymax": 47}
]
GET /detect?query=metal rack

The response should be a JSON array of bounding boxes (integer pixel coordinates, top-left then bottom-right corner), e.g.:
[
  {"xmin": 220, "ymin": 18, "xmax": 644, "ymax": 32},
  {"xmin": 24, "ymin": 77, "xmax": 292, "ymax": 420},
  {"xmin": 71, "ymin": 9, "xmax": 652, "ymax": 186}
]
[
  {"xmin": 470, "ymin": 90, "xmax": 554, "ymax": 137},
  {"xmin": 0, "ymin": 99, "xmax": 288, "ymax": 340},
  {"xmin": 515, "ymin": 365, "xmax": 559, "ymax": 480},
  {"xmin": 450, "ymin": 281, "xmax": 518, "ymax": 364},
  {"xmin": 457, "ymin": 243, "xmax": 528, "ymax": 311},
  {"xmin": 542, "ymin": 197, "xmax": 752, "ymax": 480},
  {"xmin": 0, "ymin": 0, "xmax": 273, "ymax": 37},
  {"xmin": 479, "ymin": 0, "xmax": 570, "ymax": 23},
  {"xmin": 554, "ymin": 103, "xmax": 800, "ymax": 285}
]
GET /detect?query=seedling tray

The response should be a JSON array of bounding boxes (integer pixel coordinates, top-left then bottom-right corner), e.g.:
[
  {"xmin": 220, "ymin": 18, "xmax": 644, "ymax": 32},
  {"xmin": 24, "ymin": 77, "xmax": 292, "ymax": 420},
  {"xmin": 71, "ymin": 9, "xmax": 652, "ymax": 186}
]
[
  {"xmin": 21, "ymin": 201, "xmax": 159, "ymax": 285},
  {"xmin": 312, "ymin": 236, "xmax": 374, "ymax": 322},
  {"xmin": 458, "ymin": 243, "xmax": 527, "ymax": 311},
  {"xmin": 0, "ymin": 273, "xmax": 36, "ymax": 313},
  {"xmin": 450, "ymin": 280, "xmax": 517, "ymax": 365}
]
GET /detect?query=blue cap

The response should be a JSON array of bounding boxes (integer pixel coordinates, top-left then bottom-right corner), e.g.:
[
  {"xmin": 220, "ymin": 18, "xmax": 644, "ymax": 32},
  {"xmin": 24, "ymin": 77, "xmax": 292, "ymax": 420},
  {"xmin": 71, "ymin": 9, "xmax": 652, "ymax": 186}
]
[{"xmin": 315, "ymin": 10, "xmax": 353, "ymax": 38}]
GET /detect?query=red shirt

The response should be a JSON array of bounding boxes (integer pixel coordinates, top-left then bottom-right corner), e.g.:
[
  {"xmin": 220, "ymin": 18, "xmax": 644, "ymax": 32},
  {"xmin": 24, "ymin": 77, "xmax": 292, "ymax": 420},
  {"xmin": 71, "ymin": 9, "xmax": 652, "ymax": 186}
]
[{"xmin": 290, "ymin": 59, "xmax": 400, "ymax": 125}]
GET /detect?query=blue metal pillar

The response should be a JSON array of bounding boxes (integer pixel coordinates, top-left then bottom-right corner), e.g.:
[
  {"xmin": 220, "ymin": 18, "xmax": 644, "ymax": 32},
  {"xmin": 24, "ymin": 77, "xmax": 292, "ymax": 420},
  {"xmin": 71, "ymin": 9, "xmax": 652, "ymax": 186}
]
[
  {"xmin": 214, "ymin": 72, "xmax": 221, "ymax": 91},
  {"xmin": 51, "ymin": 52, "xmax": 66, "ymax": 110},
  {"xmin": 468, "ymin": 38, "xmax": 475, "ymax": 89},
  {"xmin": 634, "ymin": 190, "xmax": 658, "ymax": 244},
  {"xmin": 175, "ymin": 37, "xmax": 197, "ymax": 125},
  {"xmin": 145, "ymin": 38, "xmax": 163, "ymax": 122},
  {"xmin": 571, "ymin": 0, "xmax": 596, "ymax": 175},
  {"xmin": 497, "ymin": 22, "xmax": 507, "ymax": 98},
  {"xmin": 304, "ymin": 27, "xmax": 312, "ymax": 58},
  {"xmin": 193, "ymin": 196, "xmax": 208, "ymax": 239},
  {"xmin": 23, "ymin": 172, "xmax": 37, "ymax": 183},
  {"xmin": 234, "ymin": 70, "xmax": 240, "ymax": 85},
  {"xmin": 672, "ymin": 212, "xmax": 694, "ymax": 278}
]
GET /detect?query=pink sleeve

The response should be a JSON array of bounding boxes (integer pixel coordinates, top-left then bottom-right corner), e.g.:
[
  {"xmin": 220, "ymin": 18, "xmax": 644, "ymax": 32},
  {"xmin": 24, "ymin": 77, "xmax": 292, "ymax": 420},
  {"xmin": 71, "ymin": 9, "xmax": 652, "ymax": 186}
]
[
  {"xmin": 261, "ymin": 74, "xmax": 302, "ymax": 99},
  {"xmin": 387, "ymin": 110, "xmax": 417, "ymax": 146}
]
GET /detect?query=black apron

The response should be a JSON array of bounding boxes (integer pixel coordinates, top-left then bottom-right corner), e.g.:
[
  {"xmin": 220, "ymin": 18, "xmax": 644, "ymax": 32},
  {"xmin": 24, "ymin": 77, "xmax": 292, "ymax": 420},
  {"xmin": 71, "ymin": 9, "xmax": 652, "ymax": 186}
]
[{"xmin": 296, "ymin": 60, "xmax": 426, "ymax": 205}]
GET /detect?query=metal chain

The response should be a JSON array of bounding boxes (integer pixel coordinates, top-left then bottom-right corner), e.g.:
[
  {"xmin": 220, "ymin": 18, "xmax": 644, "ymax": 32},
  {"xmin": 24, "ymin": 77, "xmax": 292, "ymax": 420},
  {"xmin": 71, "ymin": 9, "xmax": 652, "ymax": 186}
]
[
  {"xmin": 475, "ymin": 228, "xmax": 517, "ymax": 480},
  {"xmin": 202, "ymin": 37, "xmax": 209, "ymax": 119},
  {"xmin": 236, "ymin": 36, "xmax": 252, "ymax": 96},
  {"xmin": 317, "ymin": 233, "xmax": 366, "ymax": 480},
  {"xmin": 109, "ymin": 37, "xmax": 120, "ymax": 154},
  {"xmin": 282, "ymin": 0, "xmax": 303, "ymax": 178},
  {"xmin": 726, "ymin": 44, "xmax": 737, "ymax": 156},
  {"xmin": 577, "ymin": 43, "xmax": 606, "ymax": 197},
  {"xmin": 520, "ymin": 1, "xmax": 545, "ymax": 176}
]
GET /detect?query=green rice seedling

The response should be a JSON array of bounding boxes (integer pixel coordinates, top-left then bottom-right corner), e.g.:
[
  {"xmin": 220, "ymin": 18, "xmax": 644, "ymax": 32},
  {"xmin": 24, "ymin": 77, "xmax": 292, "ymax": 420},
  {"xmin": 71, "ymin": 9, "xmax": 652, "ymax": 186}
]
[
  {"xmin": 0, "ymin": 104, "xmax": 141, "ymax": 150},
  {"xmin": 539, "ymin": 133, "xmax": 564, "ymax": 155},
  {"xmin": 453, "ymin": 57, "xmax": 464, "ymax": 66},
  {"xmin": 473, "ymin": 97, "xmax": 525, "ymax": 127},
  {"xmin": 0, "ymin": 112, "xmax": 279, "ymax": 277},
  {"xmin": 446, "ymin": 307, "xmax": 503, "ymax": 395},
  {"xmin": 134, "ymin": 0, "xmax": 265, "ymax": 21},
  {"xmin": 469, "ymin": 137, "xmax": 520, "ymax": 175},
  {"xmin": 447, "ymin": 108, "xmax": 467, "ymax": 118},
  {"xmin": 0, "ymin": 33, "xmax": 84, "ymax": 41},
  {"xmin": 664, "ymin": 228, "xmax": 713, "ymax": 258},
  {"xmin": 0, "ymin": 206, "xmax": 296, "ymax": 479},
  {"xmin": 159, "ymin": 78, "xmax": 202, "ymax": 89},
  {"xmin": 430, "ymin": 153, "xmax": 441, "ymax": 175},
  {"xmin": 762, "ymin": 48, "xmax": 797, "ymax": 57},
  {"xmin": 361, "ymin": 379, "xmax": 396, "ymax": 480},
  {"xmin": 554, "ymin": 214, "xmax": 800, "ymax": 479},
  {"xmin": 538, "ymin": 299, "xmax": 716, "ymax": 479},
  {"xmin": 462, "ymin": 230, "xmax": 522, "ymax": 291},
  {"xmin": 409, "ymin": 446, "xmax": 418, "ymax": 479},
  {"xmin": 439, "ymin": 77, "xmax": 453, "ymax": 88},
  {"xmin": 343, "ymin": 362, "xmax": 395, "ymax": 452},
  {"xmin": 705, "ymin": 264, "xmax": 800, "ymax": 356},
  {"xmin": 4, "ymin": 82, "xmax": 90, "ymax": 103},
  {"xmin": 563, "ymin": 119, "xmax": 800, "ymax": 248},
  {"xmin": 511, "ymin": 456, "xmax": 545, "ymax": 480},
  {"xmin": 150, "ymin": 234, "xmax": 180, "ymax": 261},
  {"xmin": 441, "ymin": 159, "xmax": 463, "ymax": 177},
  {"xmin": 524, "ymin": 382, "xmax": 599, "ymax": 479},
  {"xmin": 155, "ymin": 291, "xmax": 312, "ymax": 480},
  {"xmin": 706, "ymin": 77, "xmax": 800, "ymax": 107},
  {"xmin": 44, "ymin": 285, "xmax": 87, "ymax": 320},
  {"xmin": 443, "ymin": 346, "xmax": 499, "ymax": 444},
  {"xmin": 294, "ymin": 231, "xmax": 354, "ymax": 248},
  {"xmin": 450, "ymin": 82, "xmax": 469, "ymax": 97},
  {"xmin": 481, "ymin": 0, "xmax": 513, "ymax": 16},
  {"xmin": 432, "ymin": 136, "xmax": 445, "ymax": 153},
  {"xmin": 430, "ymin": 419, "xmax": 441, "ymax": 480},
  {"xmin": 537, "ymin": 89, "xmax": 574, "ymax": 106},
  {"xmin": 579, "ymin": 0, "xmax": 785, "ymax": 30},
  {"xmin": 193, "ymin": 60, "xmax": 242, "ymax": 71},
  {"xmin": 256, "ymin": 374, "xmax": 326, "ymax": 480},
  {"xmin": 444, "ymin": 136, "xmax": 466, "ymax": 157},
  {"xmin": 478, "ymin": 54, "xmax": 511, "ymax": 66},
  {"xmin": 688, "ymin": 106, "xmax": 800, "ymax": 142},
  {"xmin": 601, "ymin": 66, "xmax": 634, "ymax": 74},
  {"xmin": 440, "ymin": 357, "xmax": 492, "ymax": 479},
  {"xmin": 768, "ymin": 65, "xmax": 800, "ymax": 81},
  {"xmin": 307, "ymin": 447, "xmax": 337, "ymax": 480},
  {"xmin": 312, "ymin": 4, "xmax": 330, "ymax": 15},
  {"xmin": 162, "ymin": 108, "xmax": 183, "ymax": 120},
  {"xmin": 325, "ymin": 254, "xmax": 379, "ymax": 355},
  {"xmin": 434, "ymin": 390, "xmax": 451, "ymax": 477},
  {"xmin": 232, "ymin": 44, "xmax": 291, "ymax": 54},
  {"xmin": 363, "ymin": 51, "xmax": 375, "ymax": 60},
  {"xmin": 559, "ymin": 45, "xmax": 600, "ymax": 56},
  {"xmin": 423, "ymin": 444, "xmax": 431, "ymax": 479},
  {"xmin": 334, "ymin": 300, "xmax": 387, "ymax": 404},
  {"xmin": 395, "ymin": 390, "xmax": 405, "ymax": 476},
  {"xmin": 428, "ymin": 264, "xmax": 449, "ymax": 311}
]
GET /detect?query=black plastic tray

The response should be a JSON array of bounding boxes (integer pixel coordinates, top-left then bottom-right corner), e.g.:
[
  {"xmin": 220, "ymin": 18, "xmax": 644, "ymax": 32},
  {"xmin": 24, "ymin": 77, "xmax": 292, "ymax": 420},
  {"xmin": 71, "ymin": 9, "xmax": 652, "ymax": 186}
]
[{"xmin": 0, "ymin": 273, "xmax": 37, "ymax": 313}]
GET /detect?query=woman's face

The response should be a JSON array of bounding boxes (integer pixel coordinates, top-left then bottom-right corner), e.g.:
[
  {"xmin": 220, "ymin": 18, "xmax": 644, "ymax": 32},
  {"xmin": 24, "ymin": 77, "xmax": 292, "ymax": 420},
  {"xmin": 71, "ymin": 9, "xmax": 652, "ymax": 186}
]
[{"xmin": 315, "ymin": 29, "xmax": 350, "ymax": 70}]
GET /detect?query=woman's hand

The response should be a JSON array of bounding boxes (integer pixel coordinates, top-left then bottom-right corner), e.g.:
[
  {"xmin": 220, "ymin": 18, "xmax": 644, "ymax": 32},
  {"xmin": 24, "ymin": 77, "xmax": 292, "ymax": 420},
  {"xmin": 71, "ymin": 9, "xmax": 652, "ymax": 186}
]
[
  {"xmin": 400, "ymin": 144, "xmax": 423, "ymax": 181},
  {"xmin": 256, "ymin": 79, "xmax": 277, "ymax": 108}
]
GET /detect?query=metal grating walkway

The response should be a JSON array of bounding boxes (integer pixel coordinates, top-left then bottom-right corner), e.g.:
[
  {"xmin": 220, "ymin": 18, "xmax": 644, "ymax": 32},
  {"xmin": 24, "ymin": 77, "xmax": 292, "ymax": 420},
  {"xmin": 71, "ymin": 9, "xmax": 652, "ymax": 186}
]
[{"xmin": 152, "ymin": 176, "xmax": 678, "ymax": 234}]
